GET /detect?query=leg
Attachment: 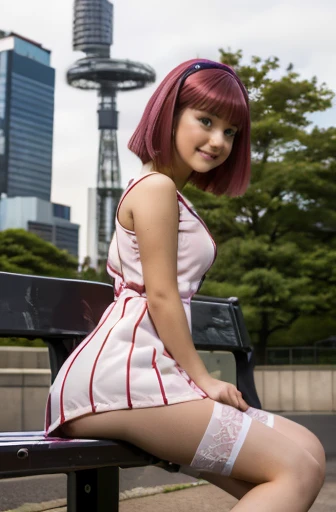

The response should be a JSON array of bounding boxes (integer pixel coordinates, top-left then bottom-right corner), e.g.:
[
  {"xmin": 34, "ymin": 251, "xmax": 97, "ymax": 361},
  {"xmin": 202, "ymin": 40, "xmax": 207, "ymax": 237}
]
[
  {"xmin": 198, "ymin": 472, "xmax": 254, "ymax": 500},
  {"xmin": 228, "ymin": 418, "xmax": 322, "ymax": 511},
  {"xmin": 272, "ymin": 414, "xmax": 326, "ymax": 476},
  {"xmin": 198, "ymin": 408, "xmax": 325, "ymax": 501},
  {"xmin": 63, "ymin": 398, "xmax": 323, "ymax": 511}
]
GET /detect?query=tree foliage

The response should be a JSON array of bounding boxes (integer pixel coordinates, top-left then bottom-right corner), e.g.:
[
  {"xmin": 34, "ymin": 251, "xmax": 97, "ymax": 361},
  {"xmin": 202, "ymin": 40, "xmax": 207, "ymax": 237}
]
[
  {"xmin": 80, "ymin": 256, "xmax": 111, "ymax": 284},
  {"xmin": 184, "ymin": 49, "xmax": 336, "ymax": 362},
  {"xmin": 0, "ymin": 229, "xmax": 78, "ymax": 278}
]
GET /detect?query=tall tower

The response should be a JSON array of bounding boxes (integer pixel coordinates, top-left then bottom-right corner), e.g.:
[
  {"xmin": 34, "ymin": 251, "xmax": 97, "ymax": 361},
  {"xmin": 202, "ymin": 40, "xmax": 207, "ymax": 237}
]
[{"xmin": 67, "ymin": 1, "xmax": 156, "ymax": 267}]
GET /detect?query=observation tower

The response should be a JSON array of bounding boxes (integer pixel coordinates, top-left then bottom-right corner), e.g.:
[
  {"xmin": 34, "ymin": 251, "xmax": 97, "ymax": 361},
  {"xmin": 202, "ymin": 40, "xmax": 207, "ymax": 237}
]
[{"xmin": 67, "ymin": 0, "xmax": 156, "ymax": 267}]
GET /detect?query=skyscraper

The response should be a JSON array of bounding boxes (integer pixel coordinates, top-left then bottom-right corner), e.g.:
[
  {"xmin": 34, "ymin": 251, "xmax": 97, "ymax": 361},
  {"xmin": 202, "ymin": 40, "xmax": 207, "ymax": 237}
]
[
  {"xmin": 0, "ymin": 31, "xmax": 80, "ymax": 258},
  {"xmin": 0, "ymin": 31, "xmax": 55, "ymax": 201}
]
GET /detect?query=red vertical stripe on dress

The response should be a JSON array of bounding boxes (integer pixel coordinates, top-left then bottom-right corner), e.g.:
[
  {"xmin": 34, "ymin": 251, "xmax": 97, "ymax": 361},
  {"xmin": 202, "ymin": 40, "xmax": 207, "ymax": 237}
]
[
  {"xmin": 89, "ymin": 296, "xmax": 133, "ymax": 412},
  {"xmin": 59, "ymin": 301, "xmax": 116, "ymax": 424},
  {"xmin": 152, "ymin": 348, "xmax": 168, "ymax": 405},
  {"xmin": 126, "ymin": 303, "xmax": 148, "ymax": 408}
]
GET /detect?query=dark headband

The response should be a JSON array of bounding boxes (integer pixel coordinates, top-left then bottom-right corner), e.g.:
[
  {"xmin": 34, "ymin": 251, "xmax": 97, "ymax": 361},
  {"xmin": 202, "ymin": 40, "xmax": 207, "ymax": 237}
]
[{"xmin": 177, "ymin": 61, "xmax": 248, "ymax": 102}]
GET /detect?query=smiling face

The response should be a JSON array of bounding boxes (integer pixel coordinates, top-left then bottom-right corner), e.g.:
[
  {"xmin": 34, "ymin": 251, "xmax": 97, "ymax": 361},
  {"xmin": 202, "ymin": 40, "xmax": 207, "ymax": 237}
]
[{"xmin": 173, "ymin": 108, "xmax": 238, "ymax": 176}]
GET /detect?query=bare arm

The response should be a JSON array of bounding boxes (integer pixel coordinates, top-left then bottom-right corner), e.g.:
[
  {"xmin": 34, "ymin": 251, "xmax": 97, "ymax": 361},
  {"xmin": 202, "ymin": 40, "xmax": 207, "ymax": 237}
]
[
  {"xmin": 131, "ymin": 174, "xmax": 248, "ymax": 410},
  {"xmin": 131, "ymin": 174, "xmax": 209, "ymax": 386}
]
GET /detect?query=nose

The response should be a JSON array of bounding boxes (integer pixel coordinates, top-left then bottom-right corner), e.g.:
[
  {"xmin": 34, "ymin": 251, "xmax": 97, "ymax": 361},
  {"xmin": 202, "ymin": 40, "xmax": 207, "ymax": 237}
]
[{"xmin": 209, "ymin": 129, "xmax": 226, "ymax": 150}]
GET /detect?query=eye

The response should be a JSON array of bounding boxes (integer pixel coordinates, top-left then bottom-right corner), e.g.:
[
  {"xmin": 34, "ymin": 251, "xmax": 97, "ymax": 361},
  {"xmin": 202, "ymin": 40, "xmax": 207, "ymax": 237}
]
[
  {"xmin": 199, "ymin": 117, "xmax": 212, "ymax": 128},
  {"xmin": 224, "ymin": 128, "xmax": 237, "ymax": 137}
]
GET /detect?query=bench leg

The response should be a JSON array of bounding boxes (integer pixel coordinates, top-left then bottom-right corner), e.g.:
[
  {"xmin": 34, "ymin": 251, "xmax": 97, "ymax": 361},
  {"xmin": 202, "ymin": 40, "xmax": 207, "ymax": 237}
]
[{"xmin": 67, "ymin": 467, "xmax": 119, "ymax": 512}]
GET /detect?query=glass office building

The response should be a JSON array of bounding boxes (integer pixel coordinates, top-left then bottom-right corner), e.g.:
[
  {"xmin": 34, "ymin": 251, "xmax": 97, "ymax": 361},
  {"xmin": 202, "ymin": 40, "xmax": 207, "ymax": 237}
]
[
  {"xmin": 0, "ymin": 32, "xmax": 80, "ymax": 258},
  {"xmin": 0, "ymin": 32, "xmax": 55, "ymax": 201}
]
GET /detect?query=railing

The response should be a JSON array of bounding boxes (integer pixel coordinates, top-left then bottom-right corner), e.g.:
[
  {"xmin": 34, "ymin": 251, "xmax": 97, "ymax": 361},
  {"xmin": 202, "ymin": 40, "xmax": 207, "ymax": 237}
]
[{"xmin": 265, "ymin": 346, "xmax": 336, "ymax": 365}]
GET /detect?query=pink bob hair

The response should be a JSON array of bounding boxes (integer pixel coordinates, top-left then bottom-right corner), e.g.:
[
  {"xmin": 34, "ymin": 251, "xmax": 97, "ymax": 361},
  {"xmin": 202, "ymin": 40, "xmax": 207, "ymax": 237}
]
[{"xmin": 128, "ymin": 59, "xmax": 250, "ymax": 197}]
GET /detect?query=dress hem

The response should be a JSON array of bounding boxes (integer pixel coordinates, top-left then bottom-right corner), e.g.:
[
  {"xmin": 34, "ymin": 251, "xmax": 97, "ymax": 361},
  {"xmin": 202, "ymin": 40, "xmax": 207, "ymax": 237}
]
[{"xmin": 46, "ymin": 392, "xmax": 207, "ymax": 437}]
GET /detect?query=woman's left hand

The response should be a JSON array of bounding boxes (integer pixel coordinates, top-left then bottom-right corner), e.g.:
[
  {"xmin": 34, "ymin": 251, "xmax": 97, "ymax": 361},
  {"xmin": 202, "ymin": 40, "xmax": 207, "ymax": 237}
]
[{"xmin": 198, "ymin": 376, "xmax": 249, "ymax": 411}]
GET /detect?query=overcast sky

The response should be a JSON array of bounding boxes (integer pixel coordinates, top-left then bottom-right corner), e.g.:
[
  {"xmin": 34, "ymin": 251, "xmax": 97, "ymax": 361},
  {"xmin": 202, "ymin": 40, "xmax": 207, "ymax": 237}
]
[{"xmin": 1, "ymin": 0, "xmax": 335, "ymax": 260}]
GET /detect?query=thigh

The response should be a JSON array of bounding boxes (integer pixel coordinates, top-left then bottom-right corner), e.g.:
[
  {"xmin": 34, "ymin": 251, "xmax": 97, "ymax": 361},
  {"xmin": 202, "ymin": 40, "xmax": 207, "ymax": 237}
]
[
  {"xmin": 63, "ymin": 398, "xmax": 319, "ymax": 488},
  {"xmin": 272, "ymin": 414, "xmax": 325, "ymax": 471},
  {"xmin": 63, "ymin": 398, "xmax": 215, "ymax": 465},
  {"xmin": 230, "ymin": 414, "xmax": 321, "ymax": 486}
]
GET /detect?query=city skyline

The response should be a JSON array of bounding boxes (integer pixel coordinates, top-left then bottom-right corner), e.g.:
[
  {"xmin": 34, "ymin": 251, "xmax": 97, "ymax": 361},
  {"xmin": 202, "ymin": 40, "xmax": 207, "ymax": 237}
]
[{"xmin": 1, "ymin": 0, "xmax": 335, "ymax": 261}]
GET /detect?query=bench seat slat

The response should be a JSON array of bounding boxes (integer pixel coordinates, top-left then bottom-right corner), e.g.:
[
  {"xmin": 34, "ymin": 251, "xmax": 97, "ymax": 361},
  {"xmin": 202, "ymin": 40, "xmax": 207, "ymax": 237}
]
[{"xmin": 0, "ymin": 433, "xmax": 158, "ymax": 478}]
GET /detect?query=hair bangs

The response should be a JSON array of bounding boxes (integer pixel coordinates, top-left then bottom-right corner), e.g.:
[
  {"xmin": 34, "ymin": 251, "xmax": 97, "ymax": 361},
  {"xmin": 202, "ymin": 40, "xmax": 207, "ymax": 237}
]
[{"xmin": 177, "ymin": 70, "xmax": 248, "ymax": 130}]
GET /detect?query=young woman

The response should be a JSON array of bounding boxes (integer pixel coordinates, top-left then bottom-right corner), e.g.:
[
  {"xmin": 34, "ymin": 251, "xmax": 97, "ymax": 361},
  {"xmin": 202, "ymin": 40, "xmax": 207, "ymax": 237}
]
[{"xmin": 45, "ymin": 59, "xmax": 325, "ymax": 511}]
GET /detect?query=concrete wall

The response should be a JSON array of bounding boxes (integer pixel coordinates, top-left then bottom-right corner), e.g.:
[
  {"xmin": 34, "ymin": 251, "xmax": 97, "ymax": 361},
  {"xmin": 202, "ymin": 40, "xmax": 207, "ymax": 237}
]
[
  {"xmin": 0, "ymin": 348, "xmax": 335, "ymax": 432},
  {"xmin": 0, "ymin": 347, "xmax": 49, "ymax": 369},
  {"xmin": 0, "ymin": 369, "xmax": 50, "ymax": 431},
  {"xmin": 254, "ymin": 365, "xmax": 336, "ymax": 413}
]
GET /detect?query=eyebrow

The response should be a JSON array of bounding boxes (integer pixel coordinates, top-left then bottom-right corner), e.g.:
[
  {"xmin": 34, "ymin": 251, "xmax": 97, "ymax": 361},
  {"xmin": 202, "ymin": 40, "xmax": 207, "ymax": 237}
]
[{"xmin": 197, "ymin": 110, "xmax": 238, "ymax": 130}]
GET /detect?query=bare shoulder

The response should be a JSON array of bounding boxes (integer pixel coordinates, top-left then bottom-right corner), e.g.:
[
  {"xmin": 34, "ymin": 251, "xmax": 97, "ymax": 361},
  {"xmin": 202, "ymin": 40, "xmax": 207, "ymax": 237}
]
[
  {"xmin": 119, "ymin": 173, "xmax": 178, "ymax": 231},
  {"xmin": 132, "ymin": 173, "xmax": 177, "ymax": 199},
  {"xmin": 126, "ymin": 173, "xmax": 178, "ymax": 213}
]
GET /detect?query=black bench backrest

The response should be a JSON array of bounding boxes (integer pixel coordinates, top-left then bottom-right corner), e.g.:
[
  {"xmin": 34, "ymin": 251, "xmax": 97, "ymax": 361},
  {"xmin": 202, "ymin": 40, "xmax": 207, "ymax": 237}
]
[
  {"xmin": 0, "ymin": 271, "xmax": 114, "ymax": 338},
  {"xmin": 0, "ymin": 272, "xmax": 252, "ymax": 384}
]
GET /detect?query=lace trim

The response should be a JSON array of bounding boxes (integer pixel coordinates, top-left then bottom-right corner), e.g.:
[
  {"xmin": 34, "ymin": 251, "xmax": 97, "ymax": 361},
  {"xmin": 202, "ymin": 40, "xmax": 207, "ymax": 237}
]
[
  {"xmin": 190, "ymin": 402, "xmax": 245, "ymax": 474},
  {"xmin": 190, "ymin": 403, "xmax": 274, "ymax": 475},
  {"xmin": 245, "ymin": 407, "xmax": 274, "ymax": 426}
]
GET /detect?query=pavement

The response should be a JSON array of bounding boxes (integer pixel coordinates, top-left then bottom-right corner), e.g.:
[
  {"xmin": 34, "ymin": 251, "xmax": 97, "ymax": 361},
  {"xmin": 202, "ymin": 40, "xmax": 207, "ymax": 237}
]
[
  {"xmin": 1, "ymin": 475, "xmax": 335, "ymax": 512},
  {"xmin": 1, "ymin": 413, "xmax": 335, "ymax": 511}
]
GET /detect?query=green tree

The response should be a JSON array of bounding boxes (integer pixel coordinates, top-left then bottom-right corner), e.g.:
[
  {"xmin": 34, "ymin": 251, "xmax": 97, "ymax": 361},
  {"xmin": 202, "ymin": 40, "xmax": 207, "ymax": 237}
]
[
  {"xmin": 185, "ymin": 49, "xmax": 336, "ymax": 363},
  {"xmin": 79, "ymin": 255, "xmax": 111, "ymax": 284},
  {"xmin": 0, "ymin": 229, "xmax": 78, "ymax": 278}
]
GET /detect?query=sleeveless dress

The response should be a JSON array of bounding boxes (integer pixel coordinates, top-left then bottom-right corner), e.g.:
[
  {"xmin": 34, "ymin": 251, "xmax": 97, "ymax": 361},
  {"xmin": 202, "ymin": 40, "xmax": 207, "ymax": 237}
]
[{"xmin": 45, "ymin": 173, "xmax": 217, "ymax": 436}]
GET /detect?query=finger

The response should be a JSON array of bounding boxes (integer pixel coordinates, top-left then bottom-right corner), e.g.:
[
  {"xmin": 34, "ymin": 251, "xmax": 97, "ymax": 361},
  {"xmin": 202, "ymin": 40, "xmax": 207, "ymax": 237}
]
[
  {"xmin": 233, "ymin": 388, "xmax": 248, "ymax": 411},
  {"xmin": 228, "ymin": 388, "xmax": 240, "ymax": 409},
  {"xmin": 236, "ymin": 394, "xmax": 245, "ymax": 411},
  {"xmin": 239, "ymin": 397, "xmax": 249, "ymax": 412}
]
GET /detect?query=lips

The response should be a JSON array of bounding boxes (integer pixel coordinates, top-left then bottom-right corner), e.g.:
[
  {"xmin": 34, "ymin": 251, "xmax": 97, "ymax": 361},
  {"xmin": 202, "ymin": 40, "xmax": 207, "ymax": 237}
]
[{"xmin": 197, "ymin": 149, "xmax": 218, "ymax": 160}]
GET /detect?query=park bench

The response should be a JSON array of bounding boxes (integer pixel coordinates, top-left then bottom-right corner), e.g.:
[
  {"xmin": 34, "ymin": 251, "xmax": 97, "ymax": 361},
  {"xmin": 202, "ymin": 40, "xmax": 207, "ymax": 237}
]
[{"xmin": 0, "ymin": 271, "xmax": 261, "ymax": 511}]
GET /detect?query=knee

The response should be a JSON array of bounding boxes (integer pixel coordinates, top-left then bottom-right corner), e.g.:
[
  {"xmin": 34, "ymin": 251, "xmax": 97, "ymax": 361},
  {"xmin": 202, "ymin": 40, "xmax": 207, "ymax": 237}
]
[
  {"xmin": 302, "ymin": 429, "xmax": 326, "ymax": 487},
  {"xmin": 314, "ymin": 441, "xmax": 326, "ymax": 486},
  {"xmin": 288, "ymin": 451, "xmax": 324, "ymax": 497},
  {"xmin": 311, "ymin": 433, "xmax": 326, "ymax": 475}
]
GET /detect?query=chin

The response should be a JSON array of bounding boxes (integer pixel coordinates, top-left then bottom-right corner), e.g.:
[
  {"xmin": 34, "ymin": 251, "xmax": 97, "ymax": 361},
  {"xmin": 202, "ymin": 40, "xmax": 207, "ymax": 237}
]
[
  {"xmin": 193, "ymin": 168, "xmax": 212, "ymax": 174},
  {"xmin": 193, "ymin": 164, "xmax": 219, "ymax": 174}
]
